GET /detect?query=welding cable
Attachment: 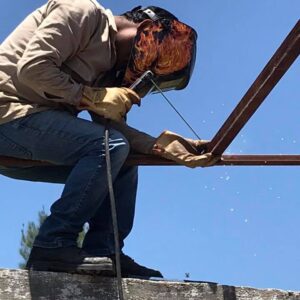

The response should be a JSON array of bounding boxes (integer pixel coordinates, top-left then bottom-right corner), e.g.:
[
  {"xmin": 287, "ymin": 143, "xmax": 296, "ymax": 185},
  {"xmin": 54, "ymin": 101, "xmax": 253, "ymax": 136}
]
[
  {"xmin": 104, "ymin": 126, "xmax": 124, "ymax": 300},
  {"xmin": 149, "ymin": 78, "xmax": 202, "ymax": 140}
]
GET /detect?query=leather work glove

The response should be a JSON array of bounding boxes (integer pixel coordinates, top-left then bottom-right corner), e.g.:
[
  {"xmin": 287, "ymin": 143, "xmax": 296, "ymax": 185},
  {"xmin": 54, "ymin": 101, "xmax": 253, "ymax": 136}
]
[
  {"xmin": 153, "ymin": 130, "xmax": 221, "ymax": 168},
  {"xmin": 78, "ymin": 86, "xmax": 141, "ymax": 122}
]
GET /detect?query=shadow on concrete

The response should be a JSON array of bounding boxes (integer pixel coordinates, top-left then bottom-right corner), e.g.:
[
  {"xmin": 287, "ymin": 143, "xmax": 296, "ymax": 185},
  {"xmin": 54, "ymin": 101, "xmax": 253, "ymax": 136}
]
[{"xmin": 222, "ymin": 285, "xmax": 237, "ymax": 300}]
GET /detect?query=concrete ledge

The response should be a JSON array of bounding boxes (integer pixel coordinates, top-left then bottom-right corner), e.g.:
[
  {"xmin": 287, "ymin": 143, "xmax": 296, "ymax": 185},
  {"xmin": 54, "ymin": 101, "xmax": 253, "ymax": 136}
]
[{"xmin": 0, "ymin": 269, "xmax": 300, "ymax": 300}]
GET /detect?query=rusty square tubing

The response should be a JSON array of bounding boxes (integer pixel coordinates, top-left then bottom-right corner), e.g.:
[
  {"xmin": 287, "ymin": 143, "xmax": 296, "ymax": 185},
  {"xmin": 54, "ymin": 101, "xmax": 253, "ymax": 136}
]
[
  {"xmin": 207, "ymin": 20, "xmax": 300, "ymax": 155},
  {"xmin": 220, "ymin": 155, "xmax": 300, "ymax": 166},
  {"xmin": 125, "ymin": 154, "xmax": 300, "ymax": 166},
  {"xmin": 1, "ymin": 154, "xmax": 300, "ymax": 167}
]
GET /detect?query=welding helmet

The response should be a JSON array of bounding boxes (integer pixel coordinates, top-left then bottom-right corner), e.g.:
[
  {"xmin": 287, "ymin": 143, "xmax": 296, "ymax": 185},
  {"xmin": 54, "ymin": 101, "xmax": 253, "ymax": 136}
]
[{"xmin": 121, "ymin": 6, "xmax": 197, "ymax": 97}]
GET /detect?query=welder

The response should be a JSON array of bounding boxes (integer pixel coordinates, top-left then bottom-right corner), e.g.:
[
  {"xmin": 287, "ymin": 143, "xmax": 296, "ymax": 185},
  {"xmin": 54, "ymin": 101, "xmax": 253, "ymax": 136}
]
[{"xmin": 0, "ymin": 1, "xmax": 217, "ymax": 278}]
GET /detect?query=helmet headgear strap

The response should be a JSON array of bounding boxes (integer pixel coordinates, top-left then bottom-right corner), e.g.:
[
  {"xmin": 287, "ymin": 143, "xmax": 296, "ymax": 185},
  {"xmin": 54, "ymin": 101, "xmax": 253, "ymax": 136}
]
[{"xmin": 141, "ymin": 8, "xmax": 159, "ymax": 21}]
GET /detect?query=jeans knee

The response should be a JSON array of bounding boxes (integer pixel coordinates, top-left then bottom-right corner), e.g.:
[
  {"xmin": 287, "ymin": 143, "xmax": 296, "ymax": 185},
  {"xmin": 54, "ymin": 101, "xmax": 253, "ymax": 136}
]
[
  {"xmin": 108, "ymin": 129, "xmax": 130, "ymax": 161},
  {"xmin": 78, "ymin": 128, "xmax": 129, "ymax": 167}
]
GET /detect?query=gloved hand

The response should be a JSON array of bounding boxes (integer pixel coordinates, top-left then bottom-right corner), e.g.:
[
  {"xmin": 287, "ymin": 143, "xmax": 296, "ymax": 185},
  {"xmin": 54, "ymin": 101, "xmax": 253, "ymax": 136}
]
[
  {"xmin": 152, "ymin": 130, "xmax": 221, "ymax": 168},
  {"xmin": 77, "ymin": 86, "xmax": 141, "ymax": 122}
]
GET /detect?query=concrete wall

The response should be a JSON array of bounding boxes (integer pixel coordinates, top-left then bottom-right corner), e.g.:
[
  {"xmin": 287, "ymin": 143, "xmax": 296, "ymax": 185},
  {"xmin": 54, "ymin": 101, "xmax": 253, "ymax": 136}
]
[{"xmin": 0, "ymin": 269, "xmax": 300, "ymax": 300}]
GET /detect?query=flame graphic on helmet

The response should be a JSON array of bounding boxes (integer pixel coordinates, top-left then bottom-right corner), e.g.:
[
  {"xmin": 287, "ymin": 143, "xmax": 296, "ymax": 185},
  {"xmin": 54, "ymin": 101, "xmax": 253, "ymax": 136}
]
[{"xmin": 123, "ymin": 19, "xmax": 196, "ymax": 86}]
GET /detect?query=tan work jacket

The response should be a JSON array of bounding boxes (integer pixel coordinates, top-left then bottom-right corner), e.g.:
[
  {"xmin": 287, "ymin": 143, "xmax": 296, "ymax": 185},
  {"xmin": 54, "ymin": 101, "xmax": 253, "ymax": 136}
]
[{"xmin": 0, "ymin": 0, "xmax": 156, "ymax": 154}]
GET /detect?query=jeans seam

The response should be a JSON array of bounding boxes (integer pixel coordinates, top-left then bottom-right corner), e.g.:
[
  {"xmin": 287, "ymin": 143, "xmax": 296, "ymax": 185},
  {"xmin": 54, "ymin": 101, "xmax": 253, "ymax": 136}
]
[
  {"xmin": 18, "ymin": 122, "xmax": 101, "ymax": 145},
  {"xmin": 15, "ymin": 121, "xmax": 105, "ymax": 165},
  {"xmin": 0, "ymin": 131, "xmax": 32, "ymax": 159},
  {"xmin": 72, "ymin": 155, "xmax": 106, "ymax": 219}
]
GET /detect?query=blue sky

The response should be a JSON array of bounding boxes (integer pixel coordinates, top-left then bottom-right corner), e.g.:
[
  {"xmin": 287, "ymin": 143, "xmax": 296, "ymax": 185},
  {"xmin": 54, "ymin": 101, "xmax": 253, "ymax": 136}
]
[{"xmin": 1, "ymin": 0, "xmax": 300, "ymax": 292}]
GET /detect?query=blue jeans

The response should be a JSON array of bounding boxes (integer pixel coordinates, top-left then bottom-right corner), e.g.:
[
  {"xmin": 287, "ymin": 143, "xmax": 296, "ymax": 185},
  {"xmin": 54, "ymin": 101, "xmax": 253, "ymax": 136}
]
[{"xmin": 0, "ymin": 110, "xmax": 138, "ymax": 256}]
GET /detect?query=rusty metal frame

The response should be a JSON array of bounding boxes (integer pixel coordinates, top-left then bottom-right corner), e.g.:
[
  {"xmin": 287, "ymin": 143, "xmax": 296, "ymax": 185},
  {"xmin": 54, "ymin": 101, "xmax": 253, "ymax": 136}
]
[
  {"xmin": 125, "ymin": 154, "xmax": 300, "ymax": 166},
  {"xmin": 0, "ymin": 21, "xmax": 299, "ymax": 168},
  {"xmin": 2, "ymin": 154, "xmax": 300, "ymax": 168},
  {"xmin": 207, "ymin": 20, "xmax": 300, "ymax": 155}
]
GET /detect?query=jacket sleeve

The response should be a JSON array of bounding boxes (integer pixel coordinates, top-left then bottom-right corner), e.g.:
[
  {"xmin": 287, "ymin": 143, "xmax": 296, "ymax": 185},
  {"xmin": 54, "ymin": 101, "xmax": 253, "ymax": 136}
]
[
  {"xmin": 90, "ymin": 113, "xmax": 157, "ymax": 154},
  {"xmin": 112, "ymin": 122, "xmax": 157, "ymax": 154},
  {"xmin": 16, "ymin": 0, "xmax": 99, "ymax": 105}
]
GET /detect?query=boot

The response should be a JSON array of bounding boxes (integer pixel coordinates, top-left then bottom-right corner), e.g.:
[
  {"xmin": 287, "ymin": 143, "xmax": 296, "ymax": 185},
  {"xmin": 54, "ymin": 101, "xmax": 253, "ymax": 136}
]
[
  {"xmin": 26, "ymin": 246, "xmax": 114, "ymax": 275},
  {"xmin": 110, "ymin": 253, "xmax": 163, "ymax": 279}
]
